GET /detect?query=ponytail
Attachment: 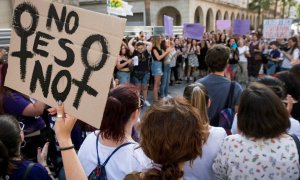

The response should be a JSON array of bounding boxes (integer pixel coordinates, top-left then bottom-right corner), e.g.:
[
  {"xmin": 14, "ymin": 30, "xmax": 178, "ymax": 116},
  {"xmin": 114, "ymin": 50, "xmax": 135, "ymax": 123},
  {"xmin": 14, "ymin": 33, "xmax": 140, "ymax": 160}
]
[
  {"xmin": 143, "ymin": 163, "xmax": 183, "ymax": 180},
  {"xmin": 191, "ymin": 86, "xmax": 209, "ymax": 124},
  {"xmin": 0, "ymin": 140, "xmax": 9, "ymax": 177}
]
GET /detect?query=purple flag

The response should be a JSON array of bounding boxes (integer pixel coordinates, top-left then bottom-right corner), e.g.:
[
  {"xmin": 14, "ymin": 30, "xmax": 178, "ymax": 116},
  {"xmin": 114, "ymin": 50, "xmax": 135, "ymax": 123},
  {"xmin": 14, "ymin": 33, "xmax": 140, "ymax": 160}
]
[
  {"xmin": 216, "ymin": 20, "xmax": 231, "ymax": 31},
  {"xmin": 164, "ymin": 15, "xmax": 174, "ymax": 36},
  {"xmin": 233, "ymin": 20, "xmax": 250, "ymax": 35},
  {"xmin": 183, "ymin": 23, "xmax": 204, "ymax": 40}
]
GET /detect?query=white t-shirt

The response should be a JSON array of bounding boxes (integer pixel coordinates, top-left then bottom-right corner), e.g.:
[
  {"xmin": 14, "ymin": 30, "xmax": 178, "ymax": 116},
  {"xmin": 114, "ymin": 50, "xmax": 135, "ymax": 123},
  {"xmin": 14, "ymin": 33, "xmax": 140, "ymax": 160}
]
[
  {"xmin": 184, "ymin": 127, "xmax": 227, "ymax": 180},
  {"xmin": 238, "ymin": 46, "xmax": 249, "ymax": 62},
  {"xmin": 231, "ymin": 114, "xmax": 300, "ymax": 138},
  {"xmin": 282, "ymin": 48, "xmax": 300, "ymax": 69},
  {"xmin": 78, "ymin": 132, "xmax": 151, "ymax": 179}
]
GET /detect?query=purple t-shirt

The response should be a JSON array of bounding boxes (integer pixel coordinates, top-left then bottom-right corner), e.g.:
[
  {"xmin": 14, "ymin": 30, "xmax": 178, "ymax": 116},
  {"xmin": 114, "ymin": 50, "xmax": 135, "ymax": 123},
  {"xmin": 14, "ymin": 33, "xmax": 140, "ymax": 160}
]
[
  {"xmin": 8, "ymin": 160, "xmax": 51, "ymax": 180},
  {"xmin": 3, "ymin": 91, "xmax": 45, "ymax": 135}
]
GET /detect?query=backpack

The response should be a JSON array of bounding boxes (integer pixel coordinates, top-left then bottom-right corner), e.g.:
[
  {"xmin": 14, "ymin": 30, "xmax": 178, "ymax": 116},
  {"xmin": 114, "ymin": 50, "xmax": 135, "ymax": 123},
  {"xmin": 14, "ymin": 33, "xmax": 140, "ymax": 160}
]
[
  {"xmin": 218, "ymin": 81, "xmax": 235, "ymax": 135},
  {"xmin": 88, "ymin": 134, "xmax": 133, "ymax": 180}
]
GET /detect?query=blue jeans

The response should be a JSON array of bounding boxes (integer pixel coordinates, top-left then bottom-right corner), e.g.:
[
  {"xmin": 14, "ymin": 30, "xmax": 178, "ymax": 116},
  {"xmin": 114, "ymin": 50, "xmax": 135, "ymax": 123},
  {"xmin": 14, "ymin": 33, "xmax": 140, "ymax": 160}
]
[
  {"xmin": 160, "ymin": 64, "xmax": 171, "ymax": 98},
  {"xmin": 117, "ymin": 71, "xmax": 130, "ymax": 84},
  {"xmin": 267, "ymin": 61, "xmax": 276, "ymax": 75}
]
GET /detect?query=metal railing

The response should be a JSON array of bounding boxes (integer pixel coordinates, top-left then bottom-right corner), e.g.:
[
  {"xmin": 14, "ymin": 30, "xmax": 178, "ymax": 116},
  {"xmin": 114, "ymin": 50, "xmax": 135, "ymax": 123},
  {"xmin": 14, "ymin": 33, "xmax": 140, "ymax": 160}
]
[
  {"xmin": 0, "ymin": 29, "xmax": 11, "ymax": 48},
  {"xmin": 124, "ymin": 26, "xmax": 183, "ymax": 37},
  {"xmin": 0, "ymin": 26, "xmax": 184, "ymax": 48}
]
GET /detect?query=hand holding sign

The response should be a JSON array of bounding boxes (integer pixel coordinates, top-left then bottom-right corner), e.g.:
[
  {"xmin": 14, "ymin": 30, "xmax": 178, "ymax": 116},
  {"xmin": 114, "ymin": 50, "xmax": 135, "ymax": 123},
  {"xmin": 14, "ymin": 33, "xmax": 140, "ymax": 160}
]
[{"xmin": 5, "ymin": 0, "xmax": 126, "ymax": 128}]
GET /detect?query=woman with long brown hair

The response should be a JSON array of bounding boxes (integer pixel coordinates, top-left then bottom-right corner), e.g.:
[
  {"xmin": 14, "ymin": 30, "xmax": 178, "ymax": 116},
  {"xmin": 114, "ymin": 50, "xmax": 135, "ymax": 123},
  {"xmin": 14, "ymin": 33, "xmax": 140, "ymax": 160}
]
[
  {"xmin": 151, "ymin": 36, "xmax": 170, "ymax": 102},
  {"xmin": 281, "ymin": 37, "xmax": 300, "ymax": 70},
  {"xmin": 116, "ymin": 43, "xmax": 133, "ymax": 84},
  {"xmin": 186, "ymin": 39, "xmax": 200, "ymax": 83},
  {"xmin": 125, "ymin": 97, "xmax": 209, "ymax": 180},
  {"xmin": 248, "ymin": 33, "xmax": 262, "ymax": 81}
]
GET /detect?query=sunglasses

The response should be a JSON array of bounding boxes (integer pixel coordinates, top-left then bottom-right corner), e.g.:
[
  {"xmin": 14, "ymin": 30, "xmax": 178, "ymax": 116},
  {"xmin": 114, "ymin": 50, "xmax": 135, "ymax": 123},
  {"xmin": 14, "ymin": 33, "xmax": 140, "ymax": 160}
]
[{"xmin": 19, "ymin": 122, "xmax": 25, "ymax": 131}]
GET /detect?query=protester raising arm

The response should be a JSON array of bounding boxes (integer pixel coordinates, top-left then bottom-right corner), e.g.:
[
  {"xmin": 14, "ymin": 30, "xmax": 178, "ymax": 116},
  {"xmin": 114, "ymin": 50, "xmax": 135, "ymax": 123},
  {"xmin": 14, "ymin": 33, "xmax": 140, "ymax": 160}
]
[
  {"xmin": 153, "ymin": 46, "xmax": 170, "ymax": 61},
  {"xmin": 143, "ymin": 40, "xmax": 153, "ymax": 54},
  {"xmin": 128, "ymin": 38, "xmax": 136, "ymax": 54},
  {"xmin": 49, "ymin": 103, "xmax": 87, "ymax": 180}
]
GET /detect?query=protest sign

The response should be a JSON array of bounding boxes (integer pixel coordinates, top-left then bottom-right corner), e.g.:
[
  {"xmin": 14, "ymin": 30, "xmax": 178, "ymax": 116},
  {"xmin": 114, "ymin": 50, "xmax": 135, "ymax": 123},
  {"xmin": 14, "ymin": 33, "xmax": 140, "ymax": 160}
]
[
  {"xmin": 153, "ymin": 27, "xmax": 164, "ymax": 36},
  {"xmin": 216, "ymin": 20, "xmax": 231, "ymax": 31},
  {"xmin": 164, "ymin": 15, "xmax": 174, "ymax": 36},
  {"xmin": 5, "ymin": 0, "xmax": 126, "ymax": 128},
  {"xmin": 263, "ymin": 19, "xmax": 293, "ymax": 39},
  {"xmin": 183, "ymin": 23, "xmax": 204, "ymax": 40},
  {"xmin": 233, "ymin": 20, "xmax": 250, "ymax": 35}
]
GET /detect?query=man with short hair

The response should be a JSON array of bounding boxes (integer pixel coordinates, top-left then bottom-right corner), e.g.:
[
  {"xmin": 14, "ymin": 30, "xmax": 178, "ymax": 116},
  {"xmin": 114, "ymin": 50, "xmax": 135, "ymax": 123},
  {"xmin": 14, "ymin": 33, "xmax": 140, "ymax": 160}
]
[{"xmin": 196, "ymin": 44, "xmax": 243, "ymax": 126}]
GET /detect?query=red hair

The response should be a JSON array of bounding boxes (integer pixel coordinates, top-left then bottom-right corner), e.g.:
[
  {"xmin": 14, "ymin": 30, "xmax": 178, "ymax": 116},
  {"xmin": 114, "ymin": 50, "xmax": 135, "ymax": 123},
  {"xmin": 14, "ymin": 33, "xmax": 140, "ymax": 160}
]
[{"xmin": 100, "ymin": 83, "xmax": 140, "ymax": 142}]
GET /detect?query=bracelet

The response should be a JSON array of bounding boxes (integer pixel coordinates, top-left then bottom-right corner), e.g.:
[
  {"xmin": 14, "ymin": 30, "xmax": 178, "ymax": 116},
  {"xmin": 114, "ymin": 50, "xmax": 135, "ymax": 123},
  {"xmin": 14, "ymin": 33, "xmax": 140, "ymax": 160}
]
[{"xmin": 59, "ymin": 145, "xmax": 74, "ymax": 151}]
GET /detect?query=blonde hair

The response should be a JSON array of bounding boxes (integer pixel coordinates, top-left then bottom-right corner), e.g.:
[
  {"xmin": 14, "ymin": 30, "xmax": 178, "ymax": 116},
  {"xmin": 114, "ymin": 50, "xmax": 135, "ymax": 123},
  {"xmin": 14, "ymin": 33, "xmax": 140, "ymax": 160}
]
[
  {"xmin": 184, "ymin": 83, "xmax": 210, "ymax": 125},
  {"xmin": 151, "ymin": 36, "xmax": 161, "ymax": 49}
]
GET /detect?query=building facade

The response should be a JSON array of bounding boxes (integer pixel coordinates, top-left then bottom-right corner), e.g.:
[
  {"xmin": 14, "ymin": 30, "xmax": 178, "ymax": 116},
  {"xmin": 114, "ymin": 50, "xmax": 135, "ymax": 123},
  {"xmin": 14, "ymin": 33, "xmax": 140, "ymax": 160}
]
[
  {"xmin": 1, "ymin": 0, "xmax": 267, "ymax": 31},
  {"xmin": 80, "ymin": 0, "xmax": 263, "ymax": 31}
]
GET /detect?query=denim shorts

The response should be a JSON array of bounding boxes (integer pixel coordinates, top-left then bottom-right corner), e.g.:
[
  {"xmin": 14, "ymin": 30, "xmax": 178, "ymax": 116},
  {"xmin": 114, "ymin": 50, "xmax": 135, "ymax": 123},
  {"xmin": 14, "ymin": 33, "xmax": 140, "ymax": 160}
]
[
  {"xmin": 151, "ymin": 61, "xmax": 163, "ymax": 76},
  {"xmin": 116, "ymin": 71, "xmax": 130, "ymax": 84},
  {"xmin": 131, "ymin": 71, "xmax": 150, "ymax": 86}
]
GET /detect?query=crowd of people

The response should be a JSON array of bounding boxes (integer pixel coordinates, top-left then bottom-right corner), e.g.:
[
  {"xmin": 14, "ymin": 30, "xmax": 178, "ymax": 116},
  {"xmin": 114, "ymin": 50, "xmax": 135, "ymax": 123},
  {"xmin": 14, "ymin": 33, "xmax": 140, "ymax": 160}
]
[
  {"xmin": 1, "ymin": 27, "xmax": 300, "ymax": 180},
  {"xmin": 115, "ymin": 30, "xmax": 300, "ymax": 105}
]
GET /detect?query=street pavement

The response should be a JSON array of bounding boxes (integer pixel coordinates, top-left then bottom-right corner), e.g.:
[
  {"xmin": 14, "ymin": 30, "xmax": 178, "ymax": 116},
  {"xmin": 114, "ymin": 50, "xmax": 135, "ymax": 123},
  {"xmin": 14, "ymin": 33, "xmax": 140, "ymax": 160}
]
[{"xmin": 141, "ymin": 81, "xmax": 188, "ymax": 116}]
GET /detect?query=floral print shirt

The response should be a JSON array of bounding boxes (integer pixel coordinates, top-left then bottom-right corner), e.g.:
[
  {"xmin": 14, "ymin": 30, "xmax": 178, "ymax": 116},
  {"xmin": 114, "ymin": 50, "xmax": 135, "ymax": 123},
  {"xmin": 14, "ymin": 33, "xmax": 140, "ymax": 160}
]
[{"xmin": 212, "ymin": 134, "xmax": 300, "ymax": 180}]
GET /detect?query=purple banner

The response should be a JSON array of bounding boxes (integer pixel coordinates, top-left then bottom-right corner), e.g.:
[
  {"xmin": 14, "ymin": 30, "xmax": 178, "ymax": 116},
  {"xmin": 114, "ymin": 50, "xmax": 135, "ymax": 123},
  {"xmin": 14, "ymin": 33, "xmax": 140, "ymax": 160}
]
[
  {"xmin": 216, "ymin": 20, "xmax": 231, "ymax": 30},
  {"xmin": 233, "ymin": 20, "xmax": 250, "ymax": 35},
  {"xmin": 183, "ymin": 23, "xmax": 204, "ymax": 40},
  {"xmin": 164, "ymin": 15, "xmax": 174, "ymax": 36}
]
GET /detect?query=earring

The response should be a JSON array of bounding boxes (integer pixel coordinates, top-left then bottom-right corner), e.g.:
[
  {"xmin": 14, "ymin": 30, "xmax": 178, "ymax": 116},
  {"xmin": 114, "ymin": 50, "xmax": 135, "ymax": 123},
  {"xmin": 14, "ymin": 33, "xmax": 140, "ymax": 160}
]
[{"xmin": 21, "ymin": 140, "xmax": 26, "ymax": 148}]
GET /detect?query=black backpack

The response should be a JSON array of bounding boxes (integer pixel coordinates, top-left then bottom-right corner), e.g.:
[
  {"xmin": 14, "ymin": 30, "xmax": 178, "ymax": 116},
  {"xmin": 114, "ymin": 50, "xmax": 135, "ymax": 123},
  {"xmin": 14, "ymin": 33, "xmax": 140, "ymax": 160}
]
[{"xmin": 88, "ymin": 133, "xmax": 133, "ymax": 180}]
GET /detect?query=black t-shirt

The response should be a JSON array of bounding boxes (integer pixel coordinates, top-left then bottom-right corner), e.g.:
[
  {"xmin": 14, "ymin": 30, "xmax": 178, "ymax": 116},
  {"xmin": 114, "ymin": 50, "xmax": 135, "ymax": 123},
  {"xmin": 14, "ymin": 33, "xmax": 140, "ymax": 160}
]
[
  {"xmin": 151, "ymin": 46, "xmax": 162, "ymax": 61},
  {"xmin": 120, "ymin": 59, "xmax": 129, "ymax": 68},
  {"xmin": 175, "ymin": 45, "xmax": 183, "ymax": 63},
  {"xmin": 132, "ymin": 50, "xmax": 151, "ymax": 72}
]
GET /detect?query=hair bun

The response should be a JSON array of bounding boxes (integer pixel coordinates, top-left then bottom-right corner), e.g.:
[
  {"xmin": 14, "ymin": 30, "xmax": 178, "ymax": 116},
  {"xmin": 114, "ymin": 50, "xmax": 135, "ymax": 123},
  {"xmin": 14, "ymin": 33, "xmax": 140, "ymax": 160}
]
[{"xmin": 161, "ymin": 163, "xmax": 183, "ymax": 179}]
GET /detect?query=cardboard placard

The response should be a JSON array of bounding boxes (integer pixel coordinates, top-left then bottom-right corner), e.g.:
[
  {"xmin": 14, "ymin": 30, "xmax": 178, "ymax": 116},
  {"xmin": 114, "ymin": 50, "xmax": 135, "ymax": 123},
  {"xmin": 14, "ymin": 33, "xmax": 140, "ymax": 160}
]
[
  {"xmin": 233, "ymin": 20, "xmax": 250, "ymax": 35},
  {"xmin": 183, "ymin": 23, "xmax": 204, "ymax": 40},
  {"xmin": 164, "ymin": 15, "xmax": 174, "ymax": 36},
  {"xmin": 5, "ymin": 0, "xmax": 126, "ymax": 128},
  {"xmin": 263, "ymin": 19, "xmax": 293, "ymax": 39},
  {"xmin": 216, "ymin": 20, "xmax": 231, "ymax": 31}
]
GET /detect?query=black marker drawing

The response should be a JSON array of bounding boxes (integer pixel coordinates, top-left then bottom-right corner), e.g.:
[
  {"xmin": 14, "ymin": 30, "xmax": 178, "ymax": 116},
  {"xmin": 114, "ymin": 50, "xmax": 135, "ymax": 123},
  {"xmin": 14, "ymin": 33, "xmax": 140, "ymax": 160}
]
[
  {"xmin": 30, "ymin": 60, "xmax": 52, "ymax": 97},
  {"xmin": 47, "ymin": 4, "xmax": 79, "ymax": 35},
  {"xmin": 51, "ymin": 70, "xmax": 72, "ymax": 102},
  {"xmin": 11, "ymin": 2, "xmax": 39, "ymax": 81},
  {"xmin": 33, "ymin": 31, "xmax": 55, "ymax": 57}
]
